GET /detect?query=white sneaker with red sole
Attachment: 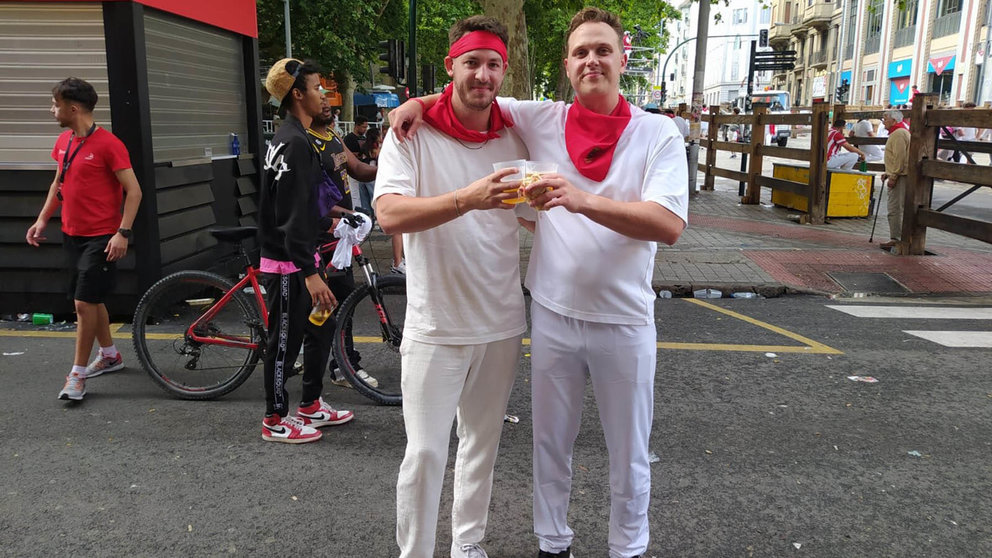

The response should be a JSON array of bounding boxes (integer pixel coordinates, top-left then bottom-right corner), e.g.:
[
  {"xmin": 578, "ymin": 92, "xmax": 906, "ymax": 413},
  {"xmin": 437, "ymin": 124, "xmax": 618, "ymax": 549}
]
[
  {"xmin": 261, "ymin": 415, "xmax": 322, "ymax": 444},
  {"xmin": 296, "ymin": 397, "xmax": 354, "ymax": 428}
]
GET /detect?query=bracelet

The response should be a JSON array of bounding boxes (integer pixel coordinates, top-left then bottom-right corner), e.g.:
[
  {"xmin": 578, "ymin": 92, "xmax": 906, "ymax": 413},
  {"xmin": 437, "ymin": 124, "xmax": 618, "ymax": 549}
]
[
  {"xmin": 413, "ymin": 97, "xmax": 426, "ymax": 110},
  {"xmin": 453, "ymin": 189, "xmax": 462, "ymax": 217}
]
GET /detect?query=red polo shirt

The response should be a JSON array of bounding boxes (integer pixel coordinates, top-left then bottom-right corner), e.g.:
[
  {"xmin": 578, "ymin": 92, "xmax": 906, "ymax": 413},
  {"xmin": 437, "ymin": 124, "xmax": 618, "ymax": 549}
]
[{"xmin": 50, "ymin": 127, "xmax": 132, "ymax": 237}]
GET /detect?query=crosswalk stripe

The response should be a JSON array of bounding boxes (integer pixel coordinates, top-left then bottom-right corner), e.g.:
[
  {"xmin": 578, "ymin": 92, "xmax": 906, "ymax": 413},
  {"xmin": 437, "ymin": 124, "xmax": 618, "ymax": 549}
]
[
  {"xmin": 903, "ymin": 331, "xmax": 992, "ymax": 348},
  {"xmin": 826, "ymin": 305, "xmax": 992, "ymax": 320}
]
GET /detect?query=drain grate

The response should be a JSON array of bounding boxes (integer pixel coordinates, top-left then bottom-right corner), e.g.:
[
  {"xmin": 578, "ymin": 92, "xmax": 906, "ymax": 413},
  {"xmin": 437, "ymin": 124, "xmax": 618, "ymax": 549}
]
[{"xmin": 827, "ymin": 272, "xmax": 909, "ymax": 294}]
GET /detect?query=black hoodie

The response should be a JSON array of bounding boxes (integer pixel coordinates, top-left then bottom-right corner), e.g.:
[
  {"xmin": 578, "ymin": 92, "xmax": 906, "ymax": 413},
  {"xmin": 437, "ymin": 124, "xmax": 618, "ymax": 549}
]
[{"xmin": 258, "ymin": 115, "xmax": 324, "ymax": 276}]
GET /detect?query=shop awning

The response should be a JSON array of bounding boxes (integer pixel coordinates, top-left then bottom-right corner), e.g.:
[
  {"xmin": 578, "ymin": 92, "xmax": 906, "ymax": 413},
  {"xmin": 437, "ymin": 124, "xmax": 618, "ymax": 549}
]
[
  {"xmin": 887, "ymin": 58, "xmax": 912, "ymax": 78},
  {"xmin": 927, "ymin": 55, "xmax": 955, "ymax": 75}
]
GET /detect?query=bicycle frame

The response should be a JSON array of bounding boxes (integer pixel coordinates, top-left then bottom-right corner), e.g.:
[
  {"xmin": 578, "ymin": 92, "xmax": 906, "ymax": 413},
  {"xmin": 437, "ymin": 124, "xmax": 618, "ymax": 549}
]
[{"xmin": 186, "ymin": 266, "xmax": 267, "ymax": 350}]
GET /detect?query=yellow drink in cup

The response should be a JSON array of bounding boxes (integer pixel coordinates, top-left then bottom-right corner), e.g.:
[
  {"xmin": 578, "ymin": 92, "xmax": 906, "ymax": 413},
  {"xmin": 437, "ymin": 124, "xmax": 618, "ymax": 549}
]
[
  {"xmin": 493, "ymin": 159, "xmax": 527, "ymax": 204},
  {"xmin": 522, "ymin": 161, "xmax": 558, "ymax": 209}
]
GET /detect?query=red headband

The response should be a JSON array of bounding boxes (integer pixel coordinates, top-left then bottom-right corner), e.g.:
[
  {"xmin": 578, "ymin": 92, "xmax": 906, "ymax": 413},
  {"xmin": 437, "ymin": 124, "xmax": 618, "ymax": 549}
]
[{"xmin": 449, "ymin": 31, "xmax": 508, "ymax": 63}]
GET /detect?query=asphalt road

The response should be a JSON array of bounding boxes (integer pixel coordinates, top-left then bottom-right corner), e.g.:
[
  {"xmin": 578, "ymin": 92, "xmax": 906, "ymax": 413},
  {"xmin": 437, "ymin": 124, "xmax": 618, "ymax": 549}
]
[{"xmin": 1, "ymin": 294, "xmax": 991, "ymax": 557}]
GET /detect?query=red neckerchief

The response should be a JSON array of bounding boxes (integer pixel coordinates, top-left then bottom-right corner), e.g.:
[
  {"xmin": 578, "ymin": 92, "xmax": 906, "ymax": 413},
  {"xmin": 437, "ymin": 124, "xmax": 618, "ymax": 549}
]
[
  {"xmin": 422, "ymin": 85, "xmax": 512, "ymax": 143},
  {"xmin": 887, "ymin": 121, "xmax": 909, "ymax": 133},
  {"xmin": 565, "ymin": 95, "xmax": 632, "ymax": 181}
]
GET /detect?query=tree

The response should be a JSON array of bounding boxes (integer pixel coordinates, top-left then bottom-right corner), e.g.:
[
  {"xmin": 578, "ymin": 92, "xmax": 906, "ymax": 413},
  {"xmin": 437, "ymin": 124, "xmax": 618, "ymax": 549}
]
[
  {"xmin": 525, "ymin": 0, "xmax": 678, "ymax": 101},
  {"xmin": 256, "ymin": 0, "xmax": 407, "ymax": 119}
]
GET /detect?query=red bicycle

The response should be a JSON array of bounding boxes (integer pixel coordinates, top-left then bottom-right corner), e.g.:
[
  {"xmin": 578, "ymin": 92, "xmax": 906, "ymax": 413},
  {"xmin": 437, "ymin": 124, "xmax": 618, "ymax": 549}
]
[{"xmin": 131, "ymin": 216, "xmax": 405, "ymax": 404}]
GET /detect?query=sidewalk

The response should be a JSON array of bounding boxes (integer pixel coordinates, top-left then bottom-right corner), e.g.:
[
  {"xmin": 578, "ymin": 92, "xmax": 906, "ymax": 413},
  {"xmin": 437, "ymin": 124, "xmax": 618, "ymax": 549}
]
[{"xmin": 647, "ymin": 178, "xmax": 992, "ymax": 297}]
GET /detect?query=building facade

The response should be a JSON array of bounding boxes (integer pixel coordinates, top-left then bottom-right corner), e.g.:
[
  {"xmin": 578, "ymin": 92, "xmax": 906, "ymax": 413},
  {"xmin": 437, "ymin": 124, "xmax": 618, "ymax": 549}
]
[
  {"xmin": 661, "ymin": 0, "xmax": 774, "ymax": 108},
  {"xmin": 767, "ymin": 0, "xmax": 991, "ymax": 107}
]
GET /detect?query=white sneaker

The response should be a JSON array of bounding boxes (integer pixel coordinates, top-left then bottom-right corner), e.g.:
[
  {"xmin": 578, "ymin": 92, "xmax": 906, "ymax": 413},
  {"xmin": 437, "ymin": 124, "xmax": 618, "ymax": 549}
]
[
  {"xmin": 390, "ymin": 259, "xmax": 406, "ymax": 275},
  {"xmin": 58, "ymin": 372, "xmax": 86, "ymax": 401},
  {"xmin": 451, "ymin": 543, "xmax": 489, "ymax": 558},
  {"xmin": 331, "ymin": 367, "xmax": 379, "ymax": 388}
]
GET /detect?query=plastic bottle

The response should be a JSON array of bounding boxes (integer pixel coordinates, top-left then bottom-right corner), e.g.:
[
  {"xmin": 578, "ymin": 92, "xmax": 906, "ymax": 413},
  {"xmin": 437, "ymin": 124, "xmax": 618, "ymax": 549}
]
[
  {"xmin": 657, "ymin": 290, "xmax": 673, "ymax": 299},
  {"xmin": 731, "ymin": 292, "xmax": 758, "ymax": 299},
  {"xmin": 693, "ymin": 288, "xmax": 722, "ymax": 299},
  {"xmin": 230, "ymin": 133, "xmax": 240, "ymax": 156},
  {"xmin": 858, "ymin": 159, "xmax": 867, "ymax": 172}
]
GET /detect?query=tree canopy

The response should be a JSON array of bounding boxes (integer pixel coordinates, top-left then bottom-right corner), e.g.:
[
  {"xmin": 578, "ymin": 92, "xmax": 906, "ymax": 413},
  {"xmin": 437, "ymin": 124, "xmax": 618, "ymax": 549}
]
[{"xmin": 256, "ymin": 1, "xmax": 681, "ymax": 101}]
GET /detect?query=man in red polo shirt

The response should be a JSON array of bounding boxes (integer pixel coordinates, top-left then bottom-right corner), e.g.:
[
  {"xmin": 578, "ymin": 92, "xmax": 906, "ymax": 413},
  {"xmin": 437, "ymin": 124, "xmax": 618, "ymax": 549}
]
[{"xmin": 26, "ymin": 77, "xmax": 143, "ymax": 402}]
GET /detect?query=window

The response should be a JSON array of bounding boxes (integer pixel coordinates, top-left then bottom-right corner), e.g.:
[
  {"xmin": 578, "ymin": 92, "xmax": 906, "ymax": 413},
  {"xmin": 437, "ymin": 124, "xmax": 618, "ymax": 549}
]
[
  {"xmin": 864, "ymin": 0, "xmax": 883, "ymax": 54},
  {"xmin": 937, "ymin": 0, "xmax": 960, "ymax": 17},
  {"xmin": 733, "ymin": 8, "xmax": 748, "ymax": 24},
  {"xmin": 731, "ymin": 61, "xmax": 739, "ymax": 81},
  {"xmin": 760, "ymin": 7, "xmax": 771, "ymax": 24},
  {"xmin": 896, "ymin": 0, "xmax": 918, "ymax": 28}
]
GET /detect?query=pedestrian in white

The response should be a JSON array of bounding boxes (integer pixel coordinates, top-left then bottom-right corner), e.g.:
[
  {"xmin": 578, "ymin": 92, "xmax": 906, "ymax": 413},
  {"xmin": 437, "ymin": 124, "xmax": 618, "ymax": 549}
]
[
  {"xmin": 374, "ymin": 16, "xmax": 530, "ymax": 558},
  {"xmin": 851, "ymin": 118, "xmax": 883, "ymax": 162},
  {"xmin": 383, "ymin": 7, "xmax": 687, "ymax": 557}
]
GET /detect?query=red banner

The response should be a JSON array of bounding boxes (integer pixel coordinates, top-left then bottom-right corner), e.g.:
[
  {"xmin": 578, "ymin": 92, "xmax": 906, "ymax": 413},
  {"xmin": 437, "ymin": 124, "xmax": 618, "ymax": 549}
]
[{"xmin": 14, "ymin": 0, "xmax": 257, "ymax": 37}]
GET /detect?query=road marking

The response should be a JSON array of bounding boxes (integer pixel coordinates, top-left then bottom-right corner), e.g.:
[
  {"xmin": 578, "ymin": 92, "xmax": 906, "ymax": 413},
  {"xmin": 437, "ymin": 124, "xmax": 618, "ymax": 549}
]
[
  {"xmin": 677, "ymin": 299, "xmax": 842, "ymax": 354},
  {"xmin": 903, "ymin": 331, "xmax": 992, "ymax": 348},
  {"xmin": 1, "ymin": 302, "xmax": 843, "ymax": 355},
  {"xmin": 826, "ymin": 305, "xmax": 992, "ymax": 320}
]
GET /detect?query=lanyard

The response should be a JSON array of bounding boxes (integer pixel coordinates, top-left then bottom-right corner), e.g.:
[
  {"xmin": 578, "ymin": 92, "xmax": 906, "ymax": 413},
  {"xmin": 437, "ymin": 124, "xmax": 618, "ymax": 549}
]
[{"xmin": 57, "ymin": 123, "xmax": 97, "ymax": 200}]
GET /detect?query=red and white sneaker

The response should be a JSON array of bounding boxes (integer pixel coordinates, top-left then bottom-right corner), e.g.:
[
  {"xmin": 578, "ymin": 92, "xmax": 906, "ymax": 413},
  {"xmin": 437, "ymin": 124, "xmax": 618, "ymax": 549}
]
[
  {"xmin": 297, "ymin": 397, "xmax": 354, "ymax": 428},
  {"xmin": 85, "ymin": 353, "xmax": 124, "ymax": 378},
  {"xmin": 261, "ymin": 415, "xmax": 322, "ymax": 444}
]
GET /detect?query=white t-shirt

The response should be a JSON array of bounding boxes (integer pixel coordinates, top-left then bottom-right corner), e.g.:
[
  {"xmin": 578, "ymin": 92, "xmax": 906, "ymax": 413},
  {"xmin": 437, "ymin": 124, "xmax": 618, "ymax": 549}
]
[
  {"xmin": 853, "ymin": 119, "xmax": 882, "ymax": 161},
  {"xmin": 373, "ymin": 124, "xmax": 530, "ymax": 344},
  {"xmin": 500, "ymin": 98, "xmax": 689, "ymax": 325}
]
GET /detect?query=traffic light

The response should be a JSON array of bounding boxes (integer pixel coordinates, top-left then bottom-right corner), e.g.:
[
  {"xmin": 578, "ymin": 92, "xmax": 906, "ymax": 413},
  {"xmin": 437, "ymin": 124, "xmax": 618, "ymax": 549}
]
[
  {"xmin": 759, "ymin": 29, "xmax": 768, "ymax": 47},
  {"xmin": 422, "ymin": 64, "xmax": 436, "ymax": 94},
  {"xmin": 395, "ymin": 40, "xmax": 406, "ymax": 82},
  {"xmin": 378, "ymin": 39, "xmax": 397, "ymax": 79},
  {"xmin": 835, "ymin": 79, "xmax": 850, "ymax": 103}
]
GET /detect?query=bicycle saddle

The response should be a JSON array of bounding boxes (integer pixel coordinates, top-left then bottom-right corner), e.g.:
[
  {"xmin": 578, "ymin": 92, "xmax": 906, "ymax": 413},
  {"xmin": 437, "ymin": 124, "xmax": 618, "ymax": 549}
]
[{"xmin": 209, "ymin": 226, "xmax": 258, "ymax": 243}]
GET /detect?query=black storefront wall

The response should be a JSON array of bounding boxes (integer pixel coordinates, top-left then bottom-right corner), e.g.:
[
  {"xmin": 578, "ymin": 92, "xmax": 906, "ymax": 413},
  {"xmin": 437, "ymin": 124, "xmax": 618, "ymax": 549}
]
[{"xmin": 0, "ymin": 1, "xmax": 262, "ymax": 317}]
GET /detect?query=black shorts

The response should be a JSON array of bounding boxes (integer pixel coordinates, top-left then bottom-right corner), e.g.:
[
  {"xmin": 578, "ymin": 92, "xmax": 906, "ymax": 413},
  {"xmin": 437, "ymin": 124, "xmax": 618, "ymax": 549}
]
[{"xmin": 64, "ymin": 234, "xmax": 117, "ymax": 303}]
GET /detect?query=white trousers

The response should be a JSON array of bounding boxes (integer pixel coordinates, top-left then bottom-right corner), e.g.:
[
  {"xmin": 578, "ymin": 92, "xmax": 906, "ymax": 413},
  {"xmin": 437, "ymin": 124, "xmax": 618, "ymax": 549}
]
[
  {"xmin": 826, "ymin": 151, "xmax": 859, "ymax": 170},
  {"xmin": 396, "ymin": 335, "xmax": 521, "ymax": 558},
  {"xmin": 530, "ymin": 302, "xmax": 656, "ymax": 558}
]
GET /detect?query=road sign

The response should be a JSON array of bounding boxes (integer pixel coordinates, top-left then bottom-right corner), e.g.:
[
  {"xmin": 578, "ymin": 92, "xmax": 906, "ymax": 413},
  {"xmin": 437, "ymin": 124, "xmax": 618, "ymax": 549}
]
[{"xmin": 653, "ymin": 89, "xmax": 662, "ymax": 100}]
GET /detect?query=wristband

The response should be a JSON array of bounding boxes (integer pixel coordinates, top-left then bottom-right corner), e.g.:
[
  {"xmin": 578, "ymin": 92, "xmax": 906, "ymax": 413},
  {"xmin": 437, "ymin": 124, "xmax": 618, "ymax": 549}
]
[
  {"xmin": 453, "ymin": 189, "xmax": 462, "ymax": 217},
  {"xmin": 413, "ymin": 97, "xmax": 426, "ymax": 111}
]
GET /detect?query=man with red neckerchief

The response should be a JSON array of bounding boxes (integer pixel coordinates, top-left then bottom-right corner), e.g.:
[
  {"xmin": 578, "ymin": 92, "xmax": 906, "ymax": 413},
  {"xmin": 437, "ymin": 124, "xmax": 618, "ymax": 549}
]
[
  {"xmin": 373, "ymin": 16, "xmax": 530, "ymax": 558},
  {"xmin": 390, "ymin": 8, "xmax": 688, "ymax": 558}
]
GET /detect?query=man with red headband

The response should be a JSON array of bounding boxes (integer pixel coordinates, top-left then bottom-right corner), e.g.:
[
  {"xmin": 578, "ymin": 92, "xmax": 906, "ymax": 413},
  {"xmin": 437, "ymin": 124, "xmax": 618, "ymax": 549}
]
[
  {"xmin": 389, "ymin": 7, "xmax": 688, "ymax": 558},
  {"xmin": 373, "ymin": 16, "xmax": 530, "ymax": 558}
]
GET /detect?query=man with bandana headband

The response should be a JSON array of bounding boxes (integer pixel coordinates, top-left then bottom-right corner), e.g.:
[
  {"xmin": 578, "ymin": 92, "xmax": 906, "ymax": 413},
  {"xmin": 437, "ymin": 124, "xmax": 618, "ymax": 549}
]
[
  {"xmin": 373, "ymin": 16, "xmax": 530, "ymax": 558},
  {"xmin": 390, "ymin": 8, "xmax": 688, "ymax": 558}
]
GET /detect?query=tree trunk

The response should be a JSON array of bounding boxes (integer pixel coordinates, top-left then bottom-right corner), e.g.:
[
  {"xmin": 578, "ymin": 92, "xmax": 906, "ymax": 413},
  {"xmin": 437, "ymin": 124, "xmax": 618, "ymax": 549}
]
[
  {"xmin": 479, "ymin": 0, "xmax": 532, "ymax": 99},
  {"xmin": 344, "ymin": 74, "xmax": 356, "ymax": 123}
]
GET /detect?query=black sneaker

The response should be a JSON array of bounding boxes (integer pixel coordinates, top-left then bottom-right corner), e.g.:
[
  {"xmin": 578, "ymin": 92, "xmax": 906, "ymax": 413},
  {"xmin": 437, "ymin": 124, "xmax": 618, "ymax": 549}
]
[{"xmin": 537, "ymin": 548, "xmax": 571, "ymax": 558}]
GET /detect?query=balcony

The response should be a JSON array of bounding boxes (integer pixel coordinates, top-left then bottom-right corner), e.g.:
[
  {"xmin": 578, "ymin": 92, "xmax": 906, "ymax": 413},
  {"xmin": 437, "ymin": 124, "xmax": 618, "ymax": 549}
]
[
  {"xmin": 802, "ymin": 1, "xmax": 833, "ymax": 28},
  {"xmin": 810, "ymin": 50, "xmax": 829, "ymax": 68},
  {"xmin": 894, "ymin": 25, "xmax": 916, "ymax": 49},
  {"xmin": 932, "ymin": 10, "xmax": 962, "ymax": 38},
  {"xmin": 769, "ymin": 23, "xmax": 798, "ymax": 45}
]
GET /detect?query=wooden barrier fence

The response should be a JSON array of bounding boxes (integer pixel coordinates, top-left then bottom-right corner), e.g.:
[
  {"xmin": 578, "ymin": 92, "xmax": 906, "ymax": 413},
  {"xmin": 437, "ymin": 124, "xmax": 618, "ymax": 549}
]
[{"xmin": 699, "ymin": 96, "xmax": 992, "ymax": 254}]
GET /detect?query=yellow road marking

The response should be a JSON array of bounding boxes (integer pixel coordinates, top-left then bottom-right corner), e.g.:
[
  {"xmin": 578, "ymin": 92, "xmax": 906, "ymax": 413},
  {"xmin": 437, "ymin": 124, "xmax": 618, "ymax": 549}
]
[
  {"xmin": 2, "ymin": 303, "xmax": 842, "ymax": 355},
  {"xmin": 678, "ymin": 299, "xmax": 843, "ymax": 354}
]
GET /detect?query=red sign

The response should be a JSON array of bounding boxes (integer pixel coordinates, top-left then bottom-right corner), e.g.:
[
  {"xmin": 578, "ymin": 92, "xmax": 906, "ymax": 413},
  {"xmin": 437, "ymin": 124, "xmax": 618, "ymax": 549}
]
[
  {"xmin": 15, "ymin": 0, "xmax": 257, "ymax": 37},
  {"xmin": 928, "ymin": 55, "xmax": 953, "ymax": 76},
  {"xmin": 622, "ymin": 31, "xmax": 632, "ymax": 56}
]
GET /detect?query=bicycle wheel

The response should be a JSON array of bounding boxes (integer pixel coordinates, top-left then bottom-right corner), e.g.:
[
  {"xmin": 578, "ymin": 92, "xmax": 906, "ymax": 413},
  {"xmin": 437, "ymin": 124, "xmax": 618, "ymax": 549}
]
[
  {"xmin": 332, "ymin": 274, "xmax": 406, "ymax": 405},
  {"xmin": 132, "ymin": 270, "xmax": 263, "ymax": 400}
]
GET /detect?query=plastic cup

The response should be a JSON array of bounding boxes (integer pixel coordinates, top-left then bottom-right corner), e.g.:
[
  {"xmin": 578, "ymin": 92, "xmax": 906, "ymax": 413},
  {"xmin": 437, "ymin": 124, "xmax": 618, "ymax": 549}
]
[
  {"xmin": 493, "ymin": 159, "xmax": 527, "ymax": 204},
  {"xmin": 309, "ymin": 305, "xmax": 334, "ymax": 326},
  {"xmin": 522, "ymin": 161, "xmax": 558, "ymax": 207}
]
